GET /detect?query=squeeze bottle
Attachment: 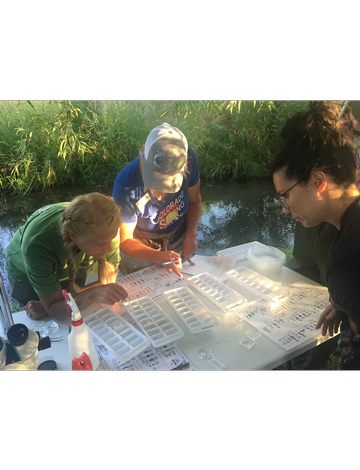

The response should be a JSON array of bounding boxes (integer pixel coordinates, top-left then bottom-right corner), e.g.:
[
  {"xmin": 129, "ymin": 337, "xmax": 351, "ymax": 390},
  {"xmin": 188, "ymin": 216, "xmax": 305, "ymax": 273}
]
[{"xmin": 62, "ymin": 290, "xmax": 99, "ymax": 370}]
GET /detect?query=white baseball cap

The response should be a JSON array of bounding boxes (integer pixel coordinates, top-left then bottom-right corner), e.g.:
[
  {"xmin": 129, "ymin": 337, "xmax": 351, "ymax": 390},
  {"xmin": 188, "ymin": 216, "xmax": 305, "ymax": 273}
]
[{"xmin": 142, "ymin": 123, "xmax": 188, "ymax": 193}]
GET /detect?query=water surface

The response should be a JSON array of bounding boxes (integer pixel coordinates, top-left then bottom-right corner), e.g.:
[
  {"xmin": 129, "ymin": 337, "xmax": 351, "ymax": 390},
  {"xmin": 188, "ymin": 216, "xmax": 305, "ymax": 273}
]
[
  {"xmin": 0, "ymin": 179, "xmax": 295, "ymax": 306},
  {"xmin": 197, "ymin": 179, "xmax": 295, "ymax": 254}
]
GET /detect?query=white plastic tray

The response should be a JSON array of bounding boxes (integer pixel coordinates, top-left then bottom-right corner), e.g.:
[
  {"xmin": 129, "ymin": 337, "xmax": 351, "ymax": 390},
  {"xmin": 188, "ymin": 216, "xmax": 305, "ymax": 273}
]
[
  {"xmin": 123, "ymin": 296, "xmax": 184, "ymax": 348},
  {"xmin": 224, "ymin": 266, "xmax": 290, "ymax": 302},
  {"xmin": 187, "ymin": 272, "xmax": 247, "ymax": 312},
  {"xmin": 84, "ymin": 308, "xmax": 151, "ymax": 363},
  {"xmin": 163, "ymin": 286, "xmax": 219, "ymax": 334},
  {"xmin": 216, "ymin": 241, "xmax": 265, "ymax": 259}
]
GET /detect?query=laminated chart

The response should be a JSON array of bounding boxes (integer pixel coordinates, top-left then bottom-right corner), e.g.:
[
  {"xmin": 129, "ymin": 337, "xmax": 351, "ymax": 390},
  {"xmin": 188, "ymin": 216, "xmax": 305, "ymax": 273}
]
[
  {"xmin": 240, "ymin": 284, "xmax": 330, "ymax": 351},
  {"xmin": 116, "ymin": 264, "xmax": 187, "ymax": 302},
  {"xmin": 92, "ymin": 336, "xmax": 195, "ymax": 371},
  {"xmin": 180, "ymin": 254, "xmax": 238, "ymax": 280}
]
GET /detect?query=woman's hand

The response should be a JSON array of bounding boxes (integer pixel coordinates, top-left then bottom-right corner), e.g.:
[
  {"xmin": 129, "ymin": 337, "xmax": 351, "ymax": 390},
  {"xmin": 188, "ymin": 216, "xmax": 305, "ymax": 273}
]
[
  {"xmin": 24, "ymin": 300, "xmax": 49, "ymax": 320},
  {"xmin": 181, "ymin": 234, "xmax": 197, "ymax": 265},
  {"xmin": 315, "ymin": 304, "xmax": 341, "ymax": 337},
  {"xmin": 92, "ymin": 283, "xmax": 129, "ymax": 305},
  {"xmin": 29, "ymin": 283, "xmax": 128, "ymax": 320},
  {"xmin": 158, "ymin": 251, "xmax": 183, "ymax": 278}
]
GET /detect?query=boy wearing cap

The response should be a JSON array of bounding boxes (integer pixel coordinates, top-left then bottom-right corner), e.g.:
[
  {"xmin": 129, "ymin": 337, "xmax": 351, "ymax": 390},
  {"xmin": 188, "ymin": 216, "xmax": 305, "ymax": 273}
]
[{"xmin": 112, "ymin": 123, "xmax": 201, "ymax": 278}]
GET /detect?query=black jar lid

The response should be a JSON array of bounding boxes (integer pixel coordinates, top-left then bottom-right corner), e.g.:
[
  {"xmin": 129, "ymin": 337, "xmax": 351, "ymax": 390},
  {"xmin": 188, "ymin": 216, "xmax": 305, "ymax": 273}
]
[
  {"xmin": 7, "ymin": 324, "xmax": 29, "ymax": 346},
  {"xmin": 37, "ymin": 360, "xmax": 57, "ymax": 370}
]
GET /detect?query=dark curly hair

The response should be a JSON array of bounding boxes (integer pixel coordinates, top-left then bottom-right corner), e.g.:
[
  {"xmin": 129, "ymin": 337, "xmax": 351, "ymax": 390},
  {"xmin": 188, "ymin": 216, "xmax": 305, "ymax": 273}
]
[
  {"xmin": 346, "ymin": 101, "xmax": 360, "ymax": 122},
  {"xmin": 272, "ymin": 101, "xmax": 358, "ymax": 188}
]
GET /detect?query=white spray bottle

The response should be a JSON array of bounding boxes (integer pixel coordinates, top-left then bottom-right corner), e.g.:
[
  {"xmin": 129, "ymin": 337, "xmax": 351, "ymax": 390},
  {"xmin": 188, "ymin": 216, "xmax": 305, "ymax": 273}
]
[{"xmin": 62, "ymin": 289, "xmax": 99, "ymax": 370}]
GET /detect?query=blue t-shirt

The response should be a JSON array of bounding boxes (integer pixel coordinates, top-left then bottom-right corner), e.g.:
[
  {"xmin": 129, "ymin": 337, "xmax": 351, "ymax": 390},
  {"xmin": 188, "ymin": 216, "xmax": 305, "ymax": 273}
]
[{"xmin": 112, "ymin": 147, "xmax": 200, "ymax": 234}]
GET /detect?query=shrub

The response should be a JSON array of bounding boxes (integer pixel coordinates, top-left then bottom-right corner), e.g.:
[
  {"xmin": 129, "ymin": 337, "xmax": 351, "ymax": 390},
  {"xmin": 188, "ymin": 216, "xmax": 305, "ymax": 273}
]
[{"xmin": 1, "ymin": 100, "xmax": 329, "ymax": 195}]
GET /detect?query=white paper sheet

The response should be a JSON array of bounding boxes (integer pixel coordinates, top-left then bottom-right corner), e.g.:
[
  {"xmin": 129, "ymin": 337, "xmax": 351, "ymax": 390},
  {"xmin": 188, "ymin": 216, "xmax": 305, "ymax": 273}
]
[
  {"xmin": 93, "ymin": 338, "xmax": 195, "ymax": 370},
  {"xmin": 241, "ymin": 283, "xmax": 330, "ymax": 351},
  {"xmin": 116, "ymin": 264, "xmax": 188, "ymax": 301},
  {"xmin": 181, "ymin": 255, "xmax": 238, "ymax": 280},
  {"xmin": 91, "ymin": 306, "xmax": 195, "ymax": 370}
]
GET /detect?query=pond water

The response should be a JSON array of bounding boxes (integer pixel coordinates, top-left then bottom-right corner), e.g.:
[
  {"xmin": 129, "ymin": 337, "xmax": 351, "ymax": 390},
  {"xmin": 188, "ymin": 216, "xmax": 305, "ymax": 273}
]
[{"xmin": 0, "ymin": 178, "xmax": 295, "ymax": 305}]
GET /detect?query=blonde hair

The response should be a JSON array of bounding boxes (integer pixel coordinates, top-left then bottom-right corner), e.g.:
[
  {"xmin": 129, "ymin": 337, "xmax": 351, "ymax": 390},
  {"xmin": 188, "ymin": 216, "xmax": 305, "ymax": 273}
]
[{"xmin": 59, "ymin": 193, "xmax": 120, "ymax": 294}]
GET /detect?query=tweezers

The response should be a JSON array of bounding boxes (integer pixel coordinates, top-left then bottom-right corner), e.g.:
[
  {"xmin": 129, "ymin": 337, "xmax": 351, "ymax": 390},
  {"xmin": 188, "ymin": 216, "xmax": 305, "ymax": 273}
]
[{"xmin": 171, "ymin": 362, "xmax": 191, "ymax": 371}]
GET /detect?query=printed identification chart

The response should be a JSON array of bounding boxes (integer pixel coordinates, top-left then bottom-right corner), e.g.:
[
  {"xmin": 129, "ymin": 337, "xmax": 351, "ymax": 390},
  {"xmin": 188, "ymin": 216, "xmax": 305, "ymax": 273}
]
[
  {"xmin": 241, "ymin": 283, "xmax": 330, "ymax": 351},
  {"xmin": 93, "ymin": 336, "xmax": 194, "ymax": 371},
  {"xmin": 181, "ymin": 255, "xmax": 238, "ymax": 280},
  {"xmin": 92, "ymin": 306, "xmax": 195, "ymax": 371},
  {"xmin": 117, "ymin": 264, "xmax": 188, "ymax": 301}
]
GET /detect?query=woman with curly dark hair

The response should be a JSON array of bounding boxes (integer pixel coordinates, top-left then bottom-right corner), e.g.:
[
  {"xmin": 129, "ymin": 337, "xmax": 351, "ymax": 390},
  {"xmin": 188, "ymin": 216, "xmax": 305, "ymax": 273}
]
[{"xmin": 273, "ymin": 101, "xmax": 360, "ymax": 369}]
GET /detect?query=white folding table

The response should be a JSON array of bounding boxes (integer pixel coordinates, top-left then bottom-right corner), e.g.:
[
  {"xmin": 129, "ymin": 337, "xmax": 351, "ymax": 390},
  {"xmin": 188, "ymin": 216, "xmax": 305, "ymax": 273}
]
[{"xmin": 3, "ymin": 246, "xmax": 334, "ymax": 371}]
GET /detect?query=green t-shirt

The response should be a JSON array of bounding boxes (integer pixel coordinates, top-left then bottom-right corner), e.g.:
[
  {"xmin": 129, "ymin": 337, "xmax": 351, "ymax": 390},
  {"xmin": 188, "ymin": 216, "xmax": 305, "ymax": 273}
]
[{"xmin": 6, "ymin": 203, "xmax": 120, "ymax": 296}]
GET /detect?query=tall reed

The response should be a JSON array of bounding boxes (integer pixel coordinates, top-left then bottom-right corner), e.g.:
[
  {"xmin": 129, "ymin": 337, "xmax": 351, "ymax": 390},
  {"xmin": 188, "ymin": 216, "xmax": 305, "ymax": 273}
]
[{"xmin": 0, "ymin": 100, "xmax": 316, "ymax": 195}]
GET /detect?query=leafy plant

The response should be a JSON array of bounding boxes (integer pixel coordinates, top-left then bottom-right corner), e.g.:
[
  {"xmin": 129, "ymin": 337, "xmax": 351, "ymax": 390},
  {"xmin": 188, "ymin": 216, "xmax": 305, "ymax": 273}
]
[
  {"xmin": 0, "ymin": 100, "xmax": 317, "ymax": 195},
  {"xmin": 278, "ymin": 244, "xmax": 294, "ymax": 265}
]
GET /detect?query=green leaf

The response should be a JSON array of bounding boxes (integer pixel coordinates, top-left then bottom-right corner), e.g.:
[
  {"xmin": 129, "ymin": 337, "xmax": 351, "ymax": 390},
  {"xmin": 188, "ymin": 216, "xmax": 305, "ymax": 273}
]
[
  {"xmin": 18, "ymin": 100, "xmax": 35, "ymax": 111},
  {"xmin": 160, "ymin": 108, "xmax": 171, "ymax": 118}
]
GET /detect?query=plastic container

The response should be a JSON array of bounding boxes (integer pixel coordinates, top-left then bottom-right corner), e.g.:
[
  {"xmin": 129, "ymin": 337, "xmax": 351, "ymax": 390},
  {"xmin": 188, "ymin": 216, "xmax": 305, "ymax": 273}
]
[
  {"xmin": 216, "ymin": 241, "xmax": 265, "ymax": 259},
  {"xmin": 239, "ymin": 336, "xmax": 256, "ymax": 349},
  {"xmin": 245, "ymin": 326, "xmax": 261, "ymax": 340},
  {"xmin": 225, "ymin": 266, "xmax": 290, "ymax": 302},
  {"xmin": 123, "ymin": 296, "xmax": 184, "ymax": 348},
  {"xmin": 187, "ymin": 272, "xmax": 247, "ymax": 312},
  {"xmin": 84, "ymin": 308, "xmax": 151, "ymax": 363},
  {"xmin": 163, "ymin": 286, "xmax": 219, "ymax": 334},
  {"xmin": 198, "ymin": 348, "xmax": 225, "ymax": 370},
  {"xmin": 68, "ymin": 317, "xmax": 99, "ymax": 370},
  {"xmin": 63, "ymin": 290, "xmax": 99, "ymax": 371},
  {"xmin": 247, "ymin": 246, "xmax": 286, "ymax": 274},
  {"xmin": 238, "ymin": 324, "xmax": 262, "ymax": 350},
  {"xmin": 232, "ymin": 310, "xmax": 247, "ymax": 329}
]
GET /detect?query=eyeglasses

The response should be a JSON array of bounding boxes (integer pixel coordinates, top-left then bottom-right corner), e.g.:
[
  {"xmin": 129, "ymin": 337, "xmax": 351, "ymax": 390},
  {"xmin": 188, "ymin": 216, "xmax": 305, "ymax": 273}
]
[
  {"xmin": 275, "ymin": 181, "xmax": 301, "ymax": 210},
  {"xmin": 275, "ymin": 171, "xmax": 331, "ymax": 210}
]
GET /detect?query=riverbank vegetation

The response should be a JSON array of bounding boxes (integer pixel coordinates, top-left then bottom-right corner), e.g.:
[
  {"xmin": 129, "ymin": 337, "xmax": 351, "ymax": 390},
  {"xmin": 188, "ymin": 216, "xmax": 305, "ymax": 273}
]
[{"xmin": 0, "ymin": 100, "xmax": 323, "ymax": 195}]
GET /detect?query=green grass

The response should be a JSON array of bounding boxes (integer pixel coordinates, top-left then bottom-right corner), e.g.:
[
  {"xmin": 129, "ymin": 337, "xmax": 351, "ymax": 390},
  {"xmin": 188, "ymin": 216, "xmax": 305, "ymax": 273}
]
[
  {"xmin": 279, "ymin": 244, "xmax": 294, "ymax": 265},
  {"xmin": 0, "ymin": 101, "xmax": 150, "ymax": 194},
  {"xmin": 0, "ymin": 100, "xmax": 317, "ymax": 196}
]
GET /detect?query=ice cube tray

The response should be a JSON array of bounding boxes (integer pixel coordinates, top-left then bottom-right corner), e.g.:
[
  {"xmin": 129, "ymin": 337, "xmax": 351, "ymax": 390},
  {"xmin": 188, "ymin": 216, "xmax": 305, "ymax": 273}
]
[
  {"xmin": 224, "ymin": 266, "xmax": 290, "ymax": 301},
  {"xmin": 216, "ymin": 241, "xmax": 265, "ymax": 259},
  {"xmin": 123, "ymin": 296, "xmax": 184, "ymax": 348},
  {"xmin": 187, "ymin": 272, "xmax": 247, "ymax": 312},
  {"xmin": 84, "ymin": 308, "xmax": 151, "ymax": 363},
  {"xmin": 163, "ymin": 286, "xmax": 219, "ymax": 334}
]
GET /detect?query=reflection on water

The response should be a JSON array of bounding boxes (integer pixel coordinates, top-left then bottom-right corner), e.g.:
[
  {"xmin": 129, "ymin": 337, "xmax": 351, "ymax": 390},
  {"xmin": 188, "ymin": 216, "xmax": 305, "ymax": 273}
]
[
  {"xmin": 0, "ymin": 179, "xmax": 295, "ymax": 302},
  {"xmin": 197, "ymin": 179, "xmax": 295, "ymax": 255}
]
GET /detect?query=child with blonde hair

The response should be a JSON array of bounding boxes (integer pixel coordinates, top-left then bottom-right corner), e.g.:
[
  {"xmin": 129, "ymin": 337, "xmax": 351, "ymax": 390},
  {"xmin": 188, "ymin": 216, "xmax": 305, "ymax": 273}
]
[{"xmin": 6, "ymin": 192, "xmax": 128, "ymax": 320}]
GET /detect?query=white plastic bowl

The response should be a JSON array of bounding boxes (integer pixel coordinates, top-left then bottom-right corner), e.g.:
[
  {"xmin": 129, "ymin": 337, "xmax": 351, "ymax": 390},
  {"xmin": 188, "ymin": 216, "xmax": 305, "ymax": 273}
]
[{"xmin": 247, "ymin": 246, "xmax": 286, "ymax": 274}]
